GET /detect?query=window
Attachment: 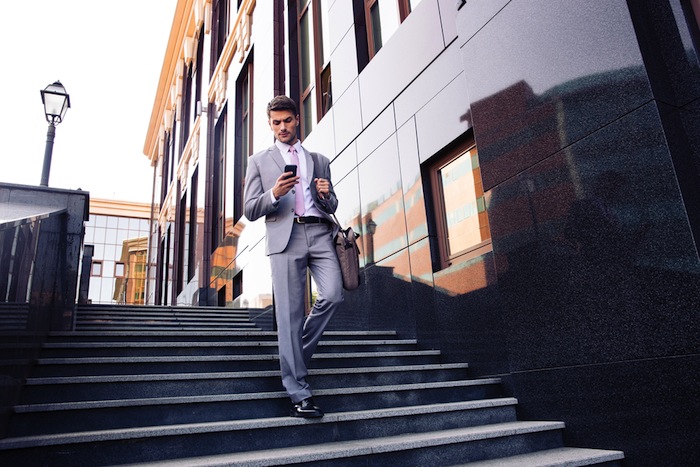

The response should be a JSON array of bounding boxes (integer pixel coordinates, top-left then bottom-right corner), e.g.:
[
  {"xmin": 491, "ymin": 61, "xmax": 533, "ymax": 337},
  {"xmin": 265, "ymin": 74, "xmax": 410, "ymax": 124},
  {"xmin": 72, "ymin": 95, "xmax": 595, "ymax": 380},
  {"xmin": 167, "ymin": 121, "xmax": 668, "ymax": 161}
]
[
  {"xmin": 426, "ymin": 139, "xmax": 491, "ymax": 270},
  {"xmin": 211, "ymin": 106, "xmax": 227, "ymax": 251},
  {"xmin": 187, "ymin": 167, "xmax": 198, "ymax": 281},
  {"xmin": 363, "ymin": 0, "xmax": 423, "ymax": 59},
  {"xmin": 114, "ymin": 262, "xmax": 125, "ymax": 278},
  {"xmin": 210, "ymin": 0, "xmax": 230, "ymax": 77},
  {"xmin": 180, "ymin": 62, "xmax": 193, "ymax": 155},
  {"xmin": 91, "ymin": 261, "xmax": 103, "ymax": 277},
  {"xmin": 297, "ymin": 0, "xmax": 332, "ymax": 138},
  {"xmin": 176, "ymin": 190, "xmax": 187, "ymax": 294},
  {"xmin": 235, "ymin": 59, "xmax": 254, "ymax": 224}
]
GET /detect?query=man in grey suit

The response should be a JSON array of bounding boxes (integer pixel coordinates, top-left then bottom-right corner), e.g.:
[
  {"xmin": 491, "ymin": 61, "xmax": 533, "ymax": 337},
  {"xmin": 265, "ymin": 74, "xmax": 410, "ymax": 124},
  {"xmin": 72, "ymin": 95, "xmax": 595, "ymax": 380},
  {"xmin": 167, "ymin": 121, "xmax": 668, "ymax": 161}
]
[{"xmin": 244, "ymin": 96, "xmax": 343, "ymax": 418}]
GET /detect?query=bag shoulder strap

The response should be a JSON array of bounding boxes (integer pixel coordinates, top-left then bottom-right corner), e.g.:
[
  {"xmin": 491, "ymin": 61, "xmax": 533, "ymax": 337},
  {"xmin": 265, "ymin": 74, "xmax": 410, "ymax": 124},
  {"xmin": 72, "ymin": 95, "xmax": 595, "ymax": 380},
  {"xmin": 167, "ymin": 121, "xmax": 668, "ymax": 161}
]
[{"xmin": 309, "ymin": 151, "xmax": 345, "ymax": 232}]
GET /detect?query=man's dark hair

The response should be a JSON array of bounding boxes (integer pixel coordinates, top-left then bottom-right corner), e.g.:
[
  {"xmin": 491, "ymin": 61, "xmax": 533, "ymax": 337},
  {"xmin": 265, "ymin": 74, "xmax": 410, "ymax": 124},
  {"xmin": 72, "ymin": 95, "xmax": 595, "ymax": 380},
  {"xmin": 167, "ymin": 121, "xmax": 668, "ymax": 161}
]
[{"xmin": 267, "ymin": 96, "xmax": 298, "ymax": 118}]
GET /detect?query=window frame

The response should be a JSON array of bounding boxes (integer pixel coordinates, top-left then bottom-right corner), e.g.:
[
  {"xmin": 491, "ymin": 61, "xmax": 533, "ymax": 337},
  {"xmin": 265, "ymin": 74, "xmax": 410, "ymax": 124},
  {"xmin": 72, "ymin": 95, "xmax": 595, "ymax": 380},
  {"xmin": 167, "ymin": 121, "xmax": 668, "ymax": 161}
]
[
  {"xmin": 235, "ymin": 59, "xmax": 254, "ymax": 225},
  {"xmin": 427, "ymin": 138, "xmax": 492, "ymax": 271},
  {"xmin": 297, "ymin": 0, "xmax": 332, "ymax": 138},
  {"xmin": 363, "ymin": 0, "xmax": 414, "ymax": 59},
  {"xmin": 91, "ymin": 261, "xmax": 103, "ymax": 277}
]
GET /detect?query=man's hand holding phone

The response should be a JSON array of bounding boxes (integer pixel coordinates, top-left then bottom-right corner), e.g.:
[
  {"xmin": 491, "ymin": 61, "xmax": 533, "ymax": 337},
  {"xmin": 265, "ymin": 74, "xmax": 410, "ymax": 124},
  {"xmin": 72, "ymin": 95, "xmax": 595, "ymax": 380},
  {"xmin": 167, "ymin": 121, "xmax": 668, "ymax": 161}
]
[{"xmin": 273, "ymin": 164, "xmax": 299, "ymax": 200}]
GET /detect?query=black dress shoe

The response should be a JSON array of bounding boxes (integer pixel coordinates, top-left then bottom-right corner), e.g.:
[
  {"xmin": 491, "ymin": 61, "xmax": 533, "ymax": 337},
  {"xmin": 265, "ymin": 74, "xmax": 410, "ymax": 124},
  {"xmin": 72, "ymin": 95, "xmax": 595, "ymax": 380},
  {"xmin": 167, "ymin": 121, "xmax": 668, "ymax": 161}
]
[{"xmin": 290, "ymin": 397, "xmax": 324, "ymax": 418}]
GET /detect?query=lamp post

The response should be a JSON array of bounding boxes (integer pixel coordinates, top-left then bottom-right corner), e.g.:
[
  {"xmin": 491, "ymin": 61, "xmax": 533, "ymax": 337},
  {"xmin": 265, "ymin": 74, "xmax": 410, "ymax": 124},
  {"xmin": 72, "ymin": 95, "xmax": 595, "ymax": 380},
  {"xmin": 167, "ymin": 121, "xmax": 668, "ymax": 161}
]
[
  {"xmin": 366, "ymin": 218, "xmax": 377, "ymax": 265},
  {"xmin": 40, "ymin": 81, "xmax": 70, "ymax": 187}
]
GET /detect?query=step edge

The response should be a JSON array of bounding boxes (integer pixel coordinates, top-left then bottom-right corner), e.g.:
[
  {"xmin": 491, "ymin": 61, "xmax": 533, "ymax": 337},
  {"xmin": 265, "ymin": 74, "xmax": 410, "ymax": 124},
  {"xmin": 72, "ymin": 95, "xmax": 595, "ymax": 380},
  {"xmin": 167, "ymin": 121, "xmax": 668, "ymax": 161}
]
[
  {"xmin": 0, "ymin": 401, "xmax": 523, "ymax": 450},
  {"xmin": 35, "ymin": 350, "xmax": 441, "ymax": 365},
  {"xmin": 462, "ymin": 447, "xmax": 626, "ymax": 466},
  {"xmin": 15, "ymin": 378, "xmax": 503, "ymax": 412},
  {"xmin": 25, "ymin": 363, "xmax": 472, "ymax": 385}
]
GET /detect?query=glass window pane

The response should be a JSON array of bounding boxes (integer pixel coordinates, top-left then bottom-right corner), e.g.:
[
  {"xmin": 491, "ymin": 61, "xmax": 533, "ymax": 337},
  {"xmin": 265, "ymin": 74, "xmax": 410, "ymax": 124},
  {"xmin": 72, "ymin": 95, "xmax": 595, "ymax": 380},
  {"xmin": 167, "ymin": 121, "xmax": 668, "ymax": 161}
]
[
  {"xmin": 303, "ymin": 94, "xmax": 315, "ymax": 138},
  {"xmin": 439, "ymin": 148, "xmax": 489, "ymax": 257},
  {"xmin": 300, "ymin": 8, "xmax": 312, "ymax": 90},
  {"xmin": 370, "ymin": 2, "xmax": 383, "ymax": 54},
  {"xmin": 91, "ymin": 261, "xmax": 103, "ymax": 276},
  {"xmin": 320, "ymin": 64, "xmax": 332, "ymax": 115},
  {"xmin": 106, "ymin": 228, "xmax": 118, "ymax": 245},
  {"xmin": 319, "ymin": 0, "xmax": 331, "ymax": 66},
  {"xmin": 377, "ymin": 0, "xmax": 400, "ymax": 49}
]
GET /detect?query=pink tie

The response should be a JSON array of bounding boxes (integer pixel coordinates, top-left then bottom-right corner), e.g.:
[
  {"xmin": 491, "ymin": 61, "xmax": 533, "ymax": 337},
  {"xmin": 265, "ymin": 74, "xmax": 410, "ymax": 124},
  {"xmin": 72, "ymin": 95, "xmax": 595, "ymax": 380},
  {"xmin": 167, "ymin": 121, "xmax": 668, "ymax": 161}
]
[{"xmin": 289, "ymin": 147, "xmax": 304, "ymax": 216}]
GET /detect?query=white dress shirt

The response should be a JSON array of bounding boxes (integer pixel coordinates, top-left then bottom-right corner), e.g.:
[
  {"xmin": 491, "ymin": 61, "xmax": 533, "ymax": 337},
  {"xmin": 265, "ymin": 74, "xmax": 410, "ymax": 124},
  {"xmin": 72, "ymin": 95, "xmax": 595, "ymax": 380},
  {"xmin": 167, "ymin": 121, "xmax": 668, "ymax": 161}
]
[{"xmin": 272, "ymin": 140, "xmax": 324, "ymax": 218}]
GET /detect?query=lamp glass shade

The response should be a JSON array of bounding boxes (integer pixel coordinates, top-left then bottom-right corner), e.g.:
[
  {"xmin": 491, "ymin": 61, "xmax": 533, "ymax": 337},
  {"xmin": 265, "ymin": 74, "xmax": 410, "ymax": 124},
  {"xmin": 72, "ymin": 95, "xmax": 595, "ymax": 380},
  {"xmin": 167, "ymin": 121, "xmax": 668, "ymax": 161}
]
[{"xmin": 41, "ymin": 81, "xmax": 71, "ymax": 123}]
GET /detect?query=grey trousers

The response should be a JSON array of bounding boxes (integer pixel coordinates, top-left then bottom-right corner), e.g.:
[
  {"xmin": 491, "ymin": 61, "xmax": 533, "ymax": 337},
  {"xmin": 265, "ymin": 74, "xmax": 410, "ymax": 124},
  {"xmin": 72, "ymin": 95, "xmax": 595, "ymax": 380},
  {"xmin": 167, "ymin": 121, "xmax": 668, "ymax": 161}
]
[{"xmin": 269, "ymin": 221, "xmax": 344, "ymax": 403}]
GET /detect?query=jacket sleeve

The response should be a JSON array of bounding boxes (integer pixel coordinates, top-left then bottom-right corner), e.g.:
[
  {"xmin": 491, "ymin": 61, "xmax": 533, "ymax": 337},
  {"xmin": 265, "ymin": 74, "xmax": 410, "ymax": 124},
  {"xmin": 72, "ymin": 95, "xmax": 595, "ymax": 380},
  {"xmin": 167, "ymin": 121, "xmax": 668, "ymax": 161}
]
[{"xmin": 244, "ymin": 155, "xmax": 277, "ymax": 221}]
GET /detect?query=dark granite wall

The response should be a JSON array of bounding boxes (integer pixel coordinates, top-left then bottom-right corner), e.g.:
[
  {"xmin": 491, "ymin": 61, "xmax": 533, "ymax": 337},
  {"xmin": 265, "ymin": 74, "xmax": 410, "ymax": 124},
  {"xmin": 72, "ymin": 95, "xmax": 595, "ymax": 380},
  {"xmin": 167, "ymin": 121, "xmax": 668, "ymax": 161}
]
[{"xmin": 457, "ymin": 1, "xmax": 700, "ymax": 465}]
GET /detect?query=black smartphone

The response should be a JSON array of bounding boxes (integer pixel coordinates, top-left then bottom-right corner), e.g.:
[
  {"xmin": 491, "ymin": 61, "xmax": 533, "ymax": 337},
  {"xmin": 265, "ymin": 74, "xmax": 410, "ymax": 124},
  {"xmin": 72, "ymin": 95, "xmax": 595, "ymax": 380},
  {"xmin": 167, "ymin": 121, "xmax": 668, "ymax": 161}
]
[{"xmin": 284, "ymin": 164, "xmax": 297, "ymax": 178}]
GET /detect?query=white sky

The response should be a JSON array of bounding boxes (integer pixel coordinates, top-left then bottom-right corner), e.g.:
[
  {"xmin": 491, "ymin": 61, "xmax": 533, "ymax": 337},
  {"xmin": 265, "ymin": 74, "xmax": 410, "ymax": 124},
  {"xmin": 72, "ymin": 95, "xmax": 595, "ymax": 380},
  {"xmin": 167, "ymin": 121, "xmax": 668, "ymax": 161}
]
[{"xmin": 0, "ymin": 0, "xmax": 177, "ymax": 203}]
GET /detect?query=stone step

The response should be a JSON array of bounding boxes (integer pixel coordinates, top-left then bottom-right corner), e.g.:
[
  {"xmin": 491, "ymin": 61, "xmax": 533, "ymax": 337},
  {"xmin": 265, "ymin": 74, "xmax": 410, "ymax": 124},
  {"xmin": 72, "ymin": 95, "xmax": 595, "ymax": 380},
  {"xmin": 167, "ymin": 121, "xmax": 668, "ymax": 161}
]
[
  {"xmin": 74, "ymin": 323, "xmax": 259, "ymax": 331},
  {"xmin": 8, "ymin": 378, "xmax": 504, "ymax": 436},
  {"xmin": 1, "ymin": 402, "xmax": 538, "ymax": 466},
  {"xmin": 20, "ymin": 363, "xmax": 471, "ymax": 404},
  {"xmin": 47, "ymin": 329, "xmax": 398, "ymax": 343},
  {"xmin": 39, "ymin": 339, "xmax": 420, "ymax": 358},
  {"xmin": 30, "ymin": 350, "xmax": 443, "ymax": 377},
  {"xmin": 463, "ymin": 446, "xmax": 625, "ymax": 466},
  {"xmin": 134, "ymin": 434, "xmax": 625, "ymax": 467},
  {"xmin": 76, "ymin": 309, "xmax": 251, "ymax": 318}
]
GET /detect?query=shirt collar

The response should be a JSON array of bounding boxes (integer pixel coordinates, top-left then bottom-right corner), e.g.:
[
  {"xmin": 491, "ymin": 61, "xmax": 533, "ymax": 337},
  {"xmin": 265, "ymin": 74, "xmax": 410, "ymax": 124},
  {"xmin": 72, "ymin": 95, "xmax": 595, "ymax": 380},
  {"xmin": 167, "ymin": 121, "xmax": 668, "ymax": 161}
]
[{"xmin": 275, "ymin": 139, "xmax": 301, "ymax": 155}]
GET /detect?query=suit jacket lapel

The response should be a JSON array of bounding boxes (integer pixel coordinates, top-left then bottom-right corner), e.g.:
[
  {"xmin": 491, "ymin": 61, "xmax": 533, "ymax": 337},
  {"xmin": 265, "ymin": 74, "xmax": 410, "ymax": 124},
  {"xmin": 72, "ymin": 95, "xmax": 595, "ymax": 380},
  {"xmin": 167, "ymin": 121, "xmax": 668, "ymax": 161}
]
[{"xmin": 269, "ymin": 145, "xmax": 286, "ymax": 173}]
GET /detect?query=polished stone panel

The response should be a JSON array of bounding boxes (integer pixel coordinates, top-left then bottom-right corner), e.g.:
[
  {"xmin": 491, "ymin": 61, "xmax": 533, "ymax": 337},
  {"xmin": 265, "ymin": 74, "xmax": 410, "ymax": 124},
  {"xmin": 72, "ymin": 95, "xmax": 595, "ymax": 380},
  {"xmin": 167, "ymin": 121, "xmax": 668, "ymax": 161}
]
[
  {"xmin": 507, "ymin": 355, "xmax": 700, "ymax": 467},
  {"xmin": 460, "ymin": 0, "xmax": 652, "ymax": 190},
  {"xmin": 365, "ymin": 249, "xmax": 416, "ymax": 337},
  {"xmin": 332, "ymin": 80, "xmax": 363, "ymax": 154},
  {"xmin": 394, "ymin": 42, "xmax": 465, "ymax": 128},
  {"xmin": 437, "ymin": 0, "xmax": 458, "ymax": 45},
  {"xmin": 397, "ymin": 118, "xmax": 429, "ymax": 245},
  {"xmin": 333, "ymin": 167, "xmax": 361, "ymax": 224},
  {"xmin": 329, "ymin": 23, "xmax": 359, "ymax": 102},
  {"xmin": 454, "ymin": 0, "xmax": 509, "ymax": 47},
  {"xmin": 658, "ymin": 99, "xmax": 700, "ymax": 242},
  {"xmin": 432, "ymin": 250, "xmax": 508, "ymax": 375},
  {"xmin": 327, "ymin": 0, "xmax": 354, "ymax": 53},
  {"xmin": 487, "ymin": 102, "xmax": 700, "ymax": 371},
  {"xmin": 356, "ymin": 105, "xmax": 396, "ymax": 164},
  {"xmin": 330, "ymin": 141, "xmax": 358, "ymax": 185},
  {"xmin": 303, "ymin": 106, "xmax": 336, "ymax": 159},
  {"xmin": 415, "ymin": 72, "xmax": 471, "ymax": 162},
  {"xmin": 628, "ymin": 0, "xmax": 700, "ymax": 107},
  {"xmin": 329, "ymin": 167, "xmax": 369, "ymax": 331},
  {"xmin": 358, "ymin": 0, "xmax": 445, "ymax": 124},
  {"xmin": 409, "ymin": 238, "xmax": 439, "ymax": 345},
  {"xmin": 358, "ymin": 135, "xmax": 408, "ymax": 264}
]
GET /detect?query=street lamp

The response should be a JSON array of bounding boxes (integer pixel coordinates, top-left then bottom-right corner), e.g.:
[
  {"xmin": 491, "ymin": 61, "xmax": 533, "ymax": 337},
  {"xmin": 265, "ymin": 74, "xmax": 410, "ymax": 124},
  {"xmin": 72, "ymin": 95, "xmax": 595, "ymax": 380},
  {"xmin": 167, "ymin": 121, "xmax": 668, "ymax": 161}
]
[
  {"xmin": 366, "ymin": 218, "xmax": 377, "ymax": 265},
  {"xmin": 39, "ymin": 81, "xmax": 71, "ymax": 186}
]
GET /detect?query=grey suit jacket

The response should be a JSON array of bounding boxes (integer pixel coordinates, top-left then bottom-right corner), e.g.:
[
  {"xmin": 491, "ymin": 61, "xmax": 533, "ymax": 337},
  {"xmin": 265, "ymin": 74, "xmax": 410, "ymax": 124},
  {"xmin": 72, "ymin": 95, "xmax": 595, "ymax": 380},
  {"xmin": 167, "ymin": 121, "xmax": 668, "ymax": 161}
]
[{"xmin": 244, "ymin": 144, "xmax": 338, "ymax": 255}]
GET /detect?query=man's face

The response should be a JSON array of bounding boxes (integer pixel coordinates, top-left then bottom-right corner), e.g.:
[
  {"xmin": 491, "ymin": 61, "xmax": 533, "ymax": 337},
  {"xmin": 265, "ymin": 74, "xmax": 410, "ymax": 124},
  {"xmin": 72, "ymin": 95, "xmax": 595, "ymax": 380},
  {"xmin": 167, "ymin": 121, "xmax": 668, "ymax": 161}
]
[{"xmin": 268, "ymin": 110, "xmax": 299, "ymax": 145}]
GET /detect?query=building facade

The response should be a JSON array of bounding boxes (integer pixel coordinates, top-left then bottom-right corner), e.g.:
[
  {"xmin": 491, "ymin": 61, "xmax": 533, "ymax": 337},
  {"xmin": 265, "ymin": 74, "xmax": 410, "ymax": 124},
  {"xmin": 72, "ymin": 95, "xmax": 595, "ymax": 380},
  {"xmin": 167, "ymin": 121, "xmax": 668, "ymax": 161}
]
[
  {"xmin": 83, "ymin": 198, "xmax": 152, "ymax": 305},
  {"xmin": 143, "ymin": 1, "xmax": 700, "ymax": 464}
]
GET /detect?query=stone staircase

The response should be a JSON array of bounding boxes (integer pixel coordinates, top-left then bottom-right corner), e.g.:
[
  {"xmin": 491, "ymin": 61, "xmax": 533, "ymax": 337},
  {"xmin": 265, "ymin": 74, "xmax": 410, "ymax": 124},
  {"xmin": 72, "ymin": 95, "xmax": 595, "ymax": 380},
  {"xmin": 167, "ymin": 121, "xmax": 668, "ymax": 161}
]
[{"xmin": 0, "ymin": 305, "xmax": 624, "ymax": 466}]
